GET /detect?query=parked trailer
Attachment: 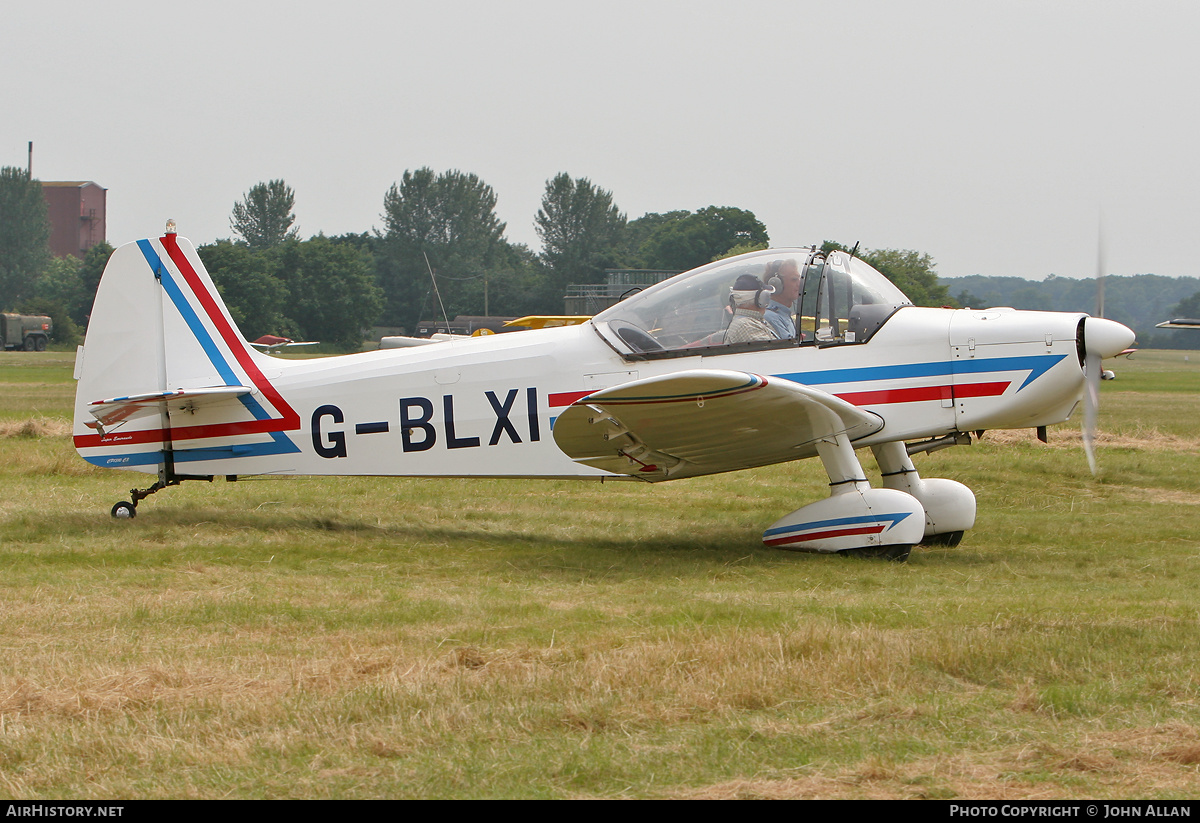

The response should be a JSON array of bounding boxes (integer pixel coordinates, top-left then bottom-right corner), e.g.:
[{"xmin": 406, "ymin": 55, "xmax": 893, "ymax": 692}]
[{"xmin": 0, "ymin": 314, "xmax": 52, "ymax": 351}]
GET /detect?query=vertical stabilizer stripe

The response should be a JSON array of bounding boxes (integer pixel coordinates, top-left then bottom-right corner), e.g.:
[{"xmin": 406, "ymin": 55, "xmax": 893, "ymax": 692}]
[{"xmin": 160, "ymin": 234, "xmax": 300, "ymax": 430}]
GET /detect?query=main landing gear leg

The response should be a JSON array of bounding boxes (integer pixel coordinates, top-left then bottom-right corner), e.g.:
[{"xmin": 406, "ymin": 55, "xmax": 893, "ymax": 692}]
[
  {"xmin": 871, "ymin": 441, "xmax": 975, "ymax": 547},
  {"xmin": 762, "ymin": 432, "xmax": 925, "ymax": 560},
  {"xmin": 110, "ymin": 466, "xmax": 215, "ymax": 519}
]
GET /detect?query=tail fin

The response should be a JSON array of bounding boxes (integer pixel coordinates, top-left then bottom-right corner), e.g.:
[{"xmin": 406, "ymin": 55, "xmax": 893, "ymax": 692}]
[{"xmin": 73, "ymin": 232, "xmax": 301, "ymax": 474}]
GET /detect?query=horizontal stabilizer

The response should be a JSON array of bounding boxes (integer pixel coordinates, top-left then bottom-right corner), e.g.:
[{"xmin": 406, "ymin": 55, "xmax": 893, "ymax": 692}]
[
  {"xmin": 553, "ymin": 369, "xmax": 883, "ymax": 480},
  {"xmin": 87, "ymin": 385, "xmax": 254, "ymax": 433}
]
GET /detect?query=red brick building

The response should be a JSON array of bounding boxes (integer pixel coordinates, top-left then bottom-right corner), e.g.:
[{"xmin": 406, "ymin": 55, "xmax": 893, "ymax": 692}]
[{"xmin": 41, "ymin": 181, "xmax": 106, "ymax": 258}]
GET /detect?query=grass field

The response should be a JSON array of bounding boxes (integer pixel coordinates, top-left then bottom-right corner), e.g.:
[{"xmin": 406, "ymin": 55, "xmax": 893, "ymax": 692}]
[{"xmin": 1, "ymin": 349, "xmax": 1198, "ymax": 799}]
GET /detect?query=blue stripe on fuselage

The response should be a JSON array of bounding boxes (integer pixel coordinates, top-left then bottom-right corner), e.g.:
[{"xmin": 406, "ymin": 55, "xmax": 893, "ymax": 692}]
[
  {"xmin": 763, "ymin": 511, "xmax": 913, "ymax": 538},
  {"xmin": 776, "ymin": 354, "xmax": 1066, "ymax": 392}
]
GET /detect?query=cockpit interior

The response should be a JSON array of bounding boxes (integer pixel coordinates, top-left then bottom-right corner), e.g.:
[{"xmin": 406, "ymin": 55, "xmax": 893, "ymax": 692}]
[{"xmin": 592, "ymin": 247, "xmax": 913, "ymax": 358}]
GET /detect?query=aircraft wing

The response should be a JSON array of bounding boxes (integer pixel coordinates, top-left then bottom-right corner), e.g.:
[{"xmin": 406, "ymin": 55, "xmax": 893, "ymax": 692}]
[
  {"xmin": 552, "ymin": 369, "xmax": 883, "ymax": 481},
  {"xmin": 86, "ymin": 386, "xmax": 254, "ymax": 434}
]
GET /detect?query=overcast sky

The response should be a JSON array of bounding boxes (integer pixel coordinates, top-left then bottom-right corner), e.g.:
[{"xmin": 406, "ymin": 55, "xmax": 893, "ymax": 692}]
[{"xmin": 4, "ymin": 0, "xmax": 1197, "ymax": 281}]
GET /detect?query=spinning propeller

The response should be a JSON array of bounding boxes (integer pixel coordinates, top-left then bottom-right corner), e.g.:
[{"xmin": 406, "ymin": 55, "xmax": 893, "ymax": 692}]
[{"xmin": 1079, "ymin": 225, "xmax": 1135, "ymax": 475}]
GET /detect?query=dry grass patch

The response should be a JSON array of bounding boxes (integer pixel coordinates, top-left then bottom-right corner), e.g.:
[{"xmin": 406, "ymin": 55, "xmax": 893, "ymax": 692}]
[
  {"xmin": 0, "ymin": 416, "xmax": 70, "ymax": 439},
  {"xmin": 672, "ymin": 724, "xmax": 1200, "ymax": 799},
  {"xmin": 985, "ymin": 426, "xmax": 1200, "ymax": 453},
  {"xmin": 1118, "ymin": 487, "xmax": 1200, "ymax": 507},
  {"xmin": 0, "ymin": 667, "xmax": 270, "ymax": 718}
]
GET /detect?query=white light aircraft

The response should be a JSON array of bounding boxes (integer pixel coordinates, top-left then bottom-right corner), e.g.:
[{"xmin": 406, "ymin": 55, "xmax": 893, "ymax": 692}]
[
  {"xmin": 72, "ymin": 227, "xmax": 1134, "ymax": 560},
  {"xmin": 249, "ymin": 334, "xmax": 320, "ymax": 354}
]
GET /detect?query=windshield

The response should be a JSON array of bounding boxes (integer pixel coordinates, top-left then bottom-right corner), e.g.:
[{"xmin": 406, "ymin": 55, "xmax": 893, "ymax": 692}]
[{"xmin": 593, "ymin": 248, "xmax": 912, "ymax": 355}]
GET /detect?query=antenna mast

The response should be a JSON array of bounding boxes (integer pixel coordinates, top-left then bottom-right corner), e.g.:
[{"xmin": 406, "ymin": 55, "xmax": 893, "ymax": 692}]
[{"xmin": 424, "ymin": 252, "xmax": 451, "ymax": 331}]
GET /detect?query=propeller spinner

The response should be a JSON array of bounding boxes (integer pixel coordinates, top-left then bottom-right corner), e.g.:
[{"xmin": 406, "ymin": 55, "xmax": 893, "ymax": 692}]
[{"xmin": 1079, "ymin": 316, "xmax": 1136, "ymax": 474}]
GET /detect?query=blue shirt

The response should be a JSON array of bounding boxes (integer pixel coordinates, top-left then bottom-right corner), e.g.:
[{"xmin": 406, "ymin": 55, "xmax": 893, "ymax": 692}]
[{"xmin": 764, "ymin": 301, "xmax": 796, "ymax": 339}]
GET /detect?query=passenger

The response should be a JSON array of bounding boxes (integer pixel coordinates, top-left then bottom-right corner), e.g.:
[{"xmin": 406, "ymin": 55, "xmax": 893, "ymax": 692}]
[
  {"xmin": 724, "ymin": 274, "xmax": 778, "ymax": 344},
  {"xmin": 763, "ymin": 259, "xmax": 802, "ymax": 339}
]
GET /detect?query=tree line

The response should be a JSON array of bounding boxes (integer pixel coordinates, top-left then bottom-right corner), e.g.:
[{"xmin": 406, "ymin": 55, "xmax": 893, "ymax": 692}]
[
  {"xmin": 943, "ymin": 272, "xmax": 1200, "ymax": 350},
  {"xmin": 2, "ymin": 164, "xmax": 999, "ymax": 350}
]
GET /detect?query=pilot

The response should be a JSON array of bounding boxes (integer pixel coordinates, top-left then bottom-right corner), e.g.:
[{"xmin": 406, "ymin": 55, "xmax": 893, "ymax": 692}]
[
  {"xmin": 724, "ymin": 274, "xmax": 778, "ymax": 344},
  {"xmin": 763, "ymin": 259, "xmax": 802, "ymax": 340}
]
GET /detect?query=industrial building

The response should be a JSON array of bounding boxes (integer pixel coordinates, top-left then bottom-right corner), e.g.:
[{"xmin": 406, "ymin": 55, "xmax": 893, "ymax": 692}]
[{"xmin": 41, "ymin": 181, "xmax": 106, "ymax": 258}]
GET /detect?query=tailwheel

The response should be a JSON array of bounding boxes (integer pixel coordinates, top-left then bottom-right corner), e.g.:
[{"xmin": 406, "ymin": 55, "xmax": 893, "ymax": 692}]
[
  {"xmin": 111, "ymin": 501, "xmax": 137, "ymax": 519},
  {"xmin": 106, "ymin": 471, "xmax": 213, "ymax": 519},
  {"xmin": 838, "ymin": 544, "xmax": 912, "ymax": 562}
]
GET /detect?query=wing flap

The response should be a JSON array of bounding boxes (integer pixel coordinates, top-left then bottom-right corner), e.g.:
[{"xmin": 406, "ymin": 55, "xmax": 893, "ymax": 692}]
[{"xmin": 552, "ymin": 369, "xmax": 882, "ymax": 480}]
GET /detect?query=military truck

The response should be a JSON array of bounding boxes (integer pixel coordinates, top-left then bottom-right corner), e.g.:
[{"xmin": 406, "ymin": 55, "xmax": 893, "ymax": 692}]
[{"xmin": 0, "ymin": 313, "xmax": 53, "ymax": 351}]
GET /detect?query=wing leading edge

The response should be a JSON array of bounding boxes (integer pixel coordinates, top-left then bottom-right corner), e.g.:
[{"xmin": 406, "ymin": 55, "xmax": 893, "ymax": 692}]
[{"xmin": 552, "ymin": 369, "xmax": 883, "ymax": 481}]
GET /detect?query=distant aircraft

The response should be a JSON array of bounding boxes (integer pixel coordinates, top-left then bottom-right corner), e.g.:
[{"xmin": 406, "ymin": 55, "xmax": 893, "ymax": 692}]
[
  {"xmin": 1155, "ymin": 318, "xmax": 1200, "ymax": 329},
  {"xmin": 379, "ymin": 317, "xmax": 589, "ymax": 349},
  {"xmin": 249, "ymin": 334, "xmax": 319, "ymax": 354},
  {"xmin": 72, "ymin": 227, "xmax": 1134, "ymax": 560},
  {"xmin": 505, "ymin": 316, "xmax": 591, "ymax": 330}
]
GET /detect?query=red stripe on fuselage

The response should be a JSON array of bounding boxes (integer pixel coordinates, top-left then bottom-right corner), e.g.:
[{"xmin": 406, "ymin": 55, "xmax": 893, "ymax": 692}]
[
  {"xmin": 73, "ymin": 418, "xmax": 287, "ymax": 449},
  {"xmin": 551, "ymin": 380, "xmax": 1009, "ymax": 412},
  {"xmin": 764, "ymin": 524, "xmax": 886, "ymax": 547},
  {"xmin": 834, "ymin": 381, "xmax": 1009, "ymax": 406},
  {"xmin": 951, "ymin": 381, "xmax": 1012, "ymax": 399},
  {"xmin": 549, "ymin": 390, "xmax": 593, "ymax": 408}
]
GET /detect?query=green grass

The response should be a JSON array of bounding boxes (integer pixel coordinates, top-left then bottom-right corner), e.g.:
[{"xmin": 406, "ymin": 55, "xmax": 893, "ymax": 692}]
[{"xmin": 0, "ymin": 350, "xmax": 1198, "ymax": 798}]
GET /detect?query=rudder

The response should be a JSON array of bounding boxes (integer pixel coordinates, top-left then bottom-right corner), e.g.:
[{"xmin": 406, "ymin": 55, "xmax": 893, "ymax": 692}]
[{"xmin": 74, "ymin": 231, "xmax": 301, "ymax": 475}]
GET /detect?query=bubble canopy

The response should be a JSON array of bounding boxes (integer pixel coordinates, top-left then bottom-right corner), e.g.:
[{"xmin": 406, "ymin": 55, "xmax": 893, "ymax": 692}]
[{"xmin": 592, "ymin": 247, "xmax": 913, "ymax": 358}]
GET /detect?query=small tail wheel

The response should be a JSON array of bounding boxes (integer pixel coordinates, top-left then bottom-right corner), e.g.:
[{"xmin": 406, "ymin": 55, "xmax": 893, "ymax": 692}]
[{"xmin": 111, "ymin": 501, "xmax": 137, "ymax": 519}]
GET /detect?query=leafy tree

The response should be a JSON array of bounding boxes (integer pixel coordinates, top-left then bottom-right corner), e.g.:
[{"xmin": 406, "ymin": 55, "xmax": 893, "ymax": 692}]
[
  {"xmin": 634, "ymin": 207, "xmax": 768, "ymax": 271},
  {"xmin": 230, "ymin": 179, "xmax": 299, "ymax": 250},
  {"xmin": 941, "ymin": 272, "xmax": 1200, "ymax": 349},
  {"xmin": 18, "ymin": 296, "xmax": 81, "ymax": 346},
  {"xmin": 0, "ymin": 166, "xmax": 51, "ymax": 310},
  {"xmin": 199, "ymin": 237, "xmax": 383, "ymax": 349},
  {"xmin": 534, "ymin": 174, "xmax": 625, "ymax": 300},
  {"xmin": 22, "ymin": 242, "xmax": 112, "ymax": 337},
  {"xmin": 25, "ymin": 255, "xmax": 84, "ymax": 344},
  {"xmin": 715, "ymin": 240, "xmax": 770, "ymax": 261},
  {"xmin": 952, "ymin": 289, "xmax": 990, "ymax": 309},
  {"xmin": 31, "ymin": 254, "xmax": 81, "ymax": 310},
  {"xmin": 823, "ymin": 242, "xmax": 950, "ymax": 307},
  {"xmin": 482, "ymin": 242, "xmax": 545, "ymax": 318},
  {"xmin": 75, "ymin": 241, "xmax": 114, "ymax": 326},
  {"xmin": 272, "ymin": 236, "xmax": 381, "ymax": 349},
  {"xmin": 1170, "ymin": 290, "xmax": 1200, "ymax": 319},
  {"xmin": 198, "ymin": 240, "xmax": 292, "ymax": 341},
  {"xmin": 621, "ymin": 210, "xmax": 688, "ymax": 265},
  {"xmin": 377, "ymin": 168, "xmax": 507, "ymax": 329},
  {"xmin": 326, "ymin": 231, "xmax": 379, "ymax": 256},
  {"xmin": 863, "ymin": 248, "xmax": 950, "ymax": 307},
  {"xmin": 1011, "ymin": 286, "xmax": 1051, "ymax": 312}
]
